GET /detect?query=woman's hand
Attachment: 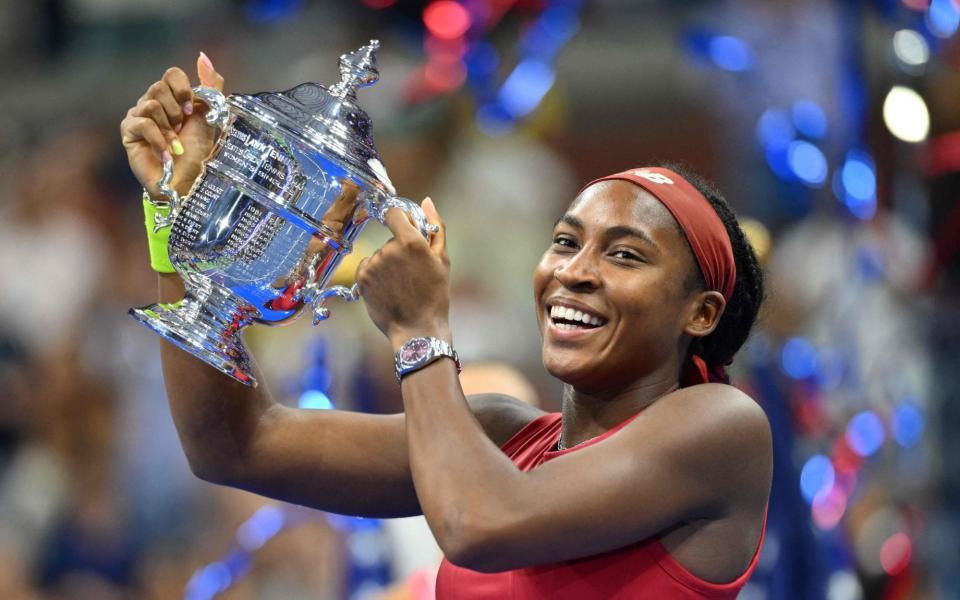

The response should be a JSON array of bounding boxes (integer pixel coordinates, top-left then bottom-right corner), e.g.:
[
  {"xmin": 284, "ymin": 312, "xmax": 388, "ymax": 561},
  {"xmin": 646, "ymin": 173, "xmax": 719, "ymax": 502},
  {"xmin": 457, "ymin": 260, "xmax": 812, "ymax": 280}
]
[
  {"xmin": 356, "ymin": 198, "xmax": 452, "ymax": 347},
  {"xmin": 120, "ymin": 53, "xmax": 225, "ymax": 199}
]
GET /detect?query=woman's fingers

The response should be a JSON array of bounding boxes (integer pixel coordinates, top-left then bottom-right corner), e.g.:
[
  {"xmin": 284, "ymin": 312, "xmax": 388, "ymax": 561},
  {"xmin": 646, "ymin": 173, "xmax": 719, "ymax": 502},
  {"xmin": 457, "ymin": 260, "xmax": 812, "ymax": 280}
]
[
  {"xmin": 135, "ymin": 98, "xmax": 176, "ymax": 142},
  {"xmin": 162, "ymin": 66, "xmax": 195, "ymax": 118},
  {"xmin": 421, "ymin": 197, "xmax": 448, "ymax": 260},
  {"xmin": 121, "ymin": 115, "xmax": 169, "ymax": 158},
  {"xmin": 384, "ymin": 207, "xmax": 421, "ymax": 246}
]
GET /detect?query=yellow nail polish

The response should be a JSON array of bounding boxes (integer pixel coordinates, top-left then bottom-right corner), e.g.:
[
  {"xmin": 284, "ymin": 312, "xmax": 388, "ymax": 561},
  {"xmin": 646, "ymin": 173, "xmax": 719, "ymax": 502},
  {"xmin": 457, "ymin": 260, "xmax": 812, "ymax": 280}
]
[{"xmin": 171, "ymin": 138, "xmax": 184, "ymax": 156}]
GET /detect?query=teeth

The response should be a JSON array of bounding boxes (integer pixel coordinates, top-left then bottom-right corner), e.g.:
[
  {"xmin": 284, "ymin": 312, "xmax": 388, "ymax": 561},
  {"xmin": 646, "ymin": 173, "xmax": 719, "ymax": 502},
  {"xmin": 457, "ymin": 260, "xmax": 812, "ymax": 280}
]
[{"xmin": 549, "ymin": 304, "xmax": 605, "ymax": 327}]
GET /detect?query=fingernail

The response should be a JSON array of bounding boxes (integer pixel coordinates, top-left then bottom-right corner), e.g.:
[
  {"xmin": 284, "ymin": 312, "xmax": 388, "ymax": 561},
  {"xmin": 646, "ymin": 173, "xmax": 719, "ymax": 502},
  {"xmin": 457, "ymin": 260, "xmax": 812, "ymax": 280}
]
[
  {"xmin": 170, "ymin": 138, "xmax": 184, "ymax": 156},
  {"xmin": 182, "ymin": 101, "xmax": 193, "ymax": 116},
  {"xmin": 199, "ymin": 51, "xmax": 214, "ymax": 72},
  {"xmin": 162, "ymin": 150, "xmax": 173, "ymax": 163},
  {"xmin": 175, "ymin": 122, "xmax": 183, "ymax": 133}
]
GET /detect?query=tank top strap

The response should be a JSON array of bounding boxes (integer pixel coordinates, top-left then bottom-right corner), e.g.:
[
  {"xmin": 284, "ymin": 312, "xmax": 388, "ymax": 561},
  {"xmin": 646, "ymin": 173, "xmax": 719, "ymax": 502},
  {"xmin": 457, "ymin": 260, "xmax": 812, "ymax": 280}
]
[{"xmin": 651, "ymin": 504, "xmax": 768, "ymax": 596}]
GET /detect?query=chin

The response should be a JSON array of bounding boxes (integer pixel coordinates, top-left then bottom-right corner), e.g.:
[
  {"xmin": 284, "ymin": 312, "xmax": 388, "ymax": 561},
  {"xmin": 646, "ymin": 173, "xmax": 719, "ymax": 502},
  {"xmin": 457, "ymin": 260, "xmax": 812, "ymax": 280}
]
[{"xmin": 542, "ymin": 352, "xmax": 592, "ymax": 386}]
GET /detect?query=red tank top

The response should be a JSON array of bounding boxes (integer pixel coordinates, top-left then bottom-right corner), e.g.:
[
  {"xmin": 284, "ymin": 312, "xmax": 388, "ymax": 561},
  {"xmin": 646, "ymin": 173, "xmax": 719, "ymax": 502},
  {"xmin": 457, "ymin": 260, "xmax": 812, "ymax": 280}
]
[{"xmin": 435, "ymin": 412, "xmax": 766, "ymax": 599}]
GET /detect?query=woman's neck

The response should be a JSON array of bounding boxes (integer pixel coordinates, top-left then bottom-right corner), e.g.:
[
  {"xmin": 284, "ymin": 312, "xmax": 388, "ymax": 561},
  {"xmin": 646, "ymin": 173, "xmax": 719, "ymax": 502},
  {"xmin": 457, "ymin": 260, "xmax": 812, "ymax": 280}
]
[{"xmin": 559, "ymin": 373, "xmax": 679, "ymax": 450}]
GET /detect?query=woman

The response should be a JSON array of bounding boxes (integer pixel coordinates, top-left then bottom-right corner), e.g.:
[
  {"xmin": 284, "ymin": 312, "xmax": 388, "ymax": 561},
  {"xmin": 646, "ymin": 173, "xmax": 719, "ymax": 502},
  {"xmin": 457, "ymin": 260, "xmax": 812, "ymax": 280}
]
[{"xmin": 120, "ymin": 56, "xmax": 772, "ymax": 598}]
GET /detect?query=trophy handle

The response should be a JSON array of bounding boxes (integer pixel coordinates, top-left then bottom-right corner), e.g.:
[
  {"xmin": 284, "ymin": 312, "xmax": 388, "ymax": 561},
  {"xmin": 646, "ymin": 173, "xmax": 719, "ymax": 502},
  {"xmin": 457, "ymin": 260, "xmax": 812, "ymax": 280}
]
[
  {"xmin": 309, "ymin": 196, "xmax": 438, "ymax": 325},
  {"xmin": 147, "ymin": 86, "xmax": 230, "ymax": 232},
  {"xmin": 371, "ymin": 196, "xmax": 440, "ymax": 239}
]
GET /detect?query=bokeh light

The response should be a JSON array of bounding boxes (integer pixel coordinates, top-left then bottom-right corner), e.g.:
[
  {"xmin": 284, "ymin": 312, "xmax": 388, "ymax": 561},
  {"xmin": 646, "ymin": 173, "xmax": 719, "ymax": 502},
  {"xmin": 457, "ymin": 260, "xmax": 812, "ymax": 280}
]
[
  {"xmin": 782, "ymin": 337, "xmax": 819, "ymax": 379},
  {"xmin": 893, "ymin": 29, "xmax": 930, "ymax": 67},
  {"xmin": 756, "ymin": 108, "xmax": 795, "ymax": 149},
  {"xmin": 245, "ymin": 0, "xmax": 305, "ymax": 24},
  {"xmin": 840, "ymin": 150, "xmax": 876, "ymax": 203},
  {"xmin": 237, "ymin": 505, "xmax": 285, "ymax": 551},
  {"xmin": 423, "ymin": 1, "xmax": 472, "ymax": 40},
  {"xmin": 709, "ymin": 35, "xmax": 756, "ymax": 71},
  {"xmin": 787, "ymin": 141, "xmax": 828, "ymax": 186},
  {"xmin": 879, "ymin": 532, "xmax": 913, "ymax": 576},
  {"xmin": 299, "ymin": 389, "xmax": 334, "ymax": 410},
  {"xmin": 900, "ymin": 0, "xmax": 929, "ymax": 10},
  {"xmin": 834, "ymin": 150, "xmax": 878, "ymax": 219},
  {"xmin": 892, "ymin": 401, "xmax": 924, "ymax": 448},
  {"xmin": 846, "ymin": 411, "xmax": 885, "ymax": 457},
  {"xmin": 927, "ymin": 0, "xmax": 960, "ymax": 38},
  {"xmin": 883, "ymin": 86, "xmax": 930, "ymax": 143},
  {"xmin": 792, "ymin": 100, "xmax": 828, "ymax": 139},
  {"xmin": 827, "ymin": 570, "xmax": 863, "ymax": 600},
  {"xmin": 424, "ymin": 58, "xmax": 467, "ymax": 92},
  {"xmin": 498, "ymin": 59, "xmax": 556, "ymax": 118},
  {"xmin": 801, "ymin": 454, "xmax": 835, "ymax": 503},
  {"xmin": 812, "ymin": 486, "xmax": 848, "ymax": 530}
]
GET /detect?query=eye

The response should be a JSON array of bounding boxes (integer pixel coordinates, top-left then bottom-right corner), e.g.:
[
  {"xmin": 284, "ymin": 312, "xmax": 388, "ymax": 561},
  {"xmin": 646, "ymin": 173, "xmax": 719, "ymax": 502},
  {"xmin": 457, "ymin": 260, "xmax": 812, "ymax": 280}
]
[
  {"xmin": 552, "ymin": 235, "xmax": 578, "ymax": 249},
  {"xmin": 611, "ymin": 248, "xmax": 643, "ymax": 262}
]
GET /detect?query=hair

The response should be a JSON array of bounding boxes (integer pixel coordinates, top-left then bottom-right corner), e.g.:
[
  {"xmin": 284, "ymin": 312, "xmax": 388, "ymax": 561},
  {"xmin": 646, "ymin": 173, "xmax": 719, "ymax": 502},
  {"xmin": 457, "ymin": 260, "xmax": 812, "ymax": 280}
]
[{"xmin": 655, "ymin": 162, "xmax": 765, "ymax": 371}]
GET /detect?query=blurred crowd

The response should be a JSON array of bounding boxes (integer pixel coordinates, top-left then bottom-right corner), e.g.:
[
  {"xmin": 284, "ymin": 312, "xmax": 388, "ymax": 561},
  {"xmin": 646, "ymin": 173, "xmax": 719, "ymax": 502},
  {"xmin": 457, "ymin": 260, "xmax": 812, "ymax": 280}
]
[{"xmin": 0, "ymin": 1, "xmax": 957, "ymax": 599}]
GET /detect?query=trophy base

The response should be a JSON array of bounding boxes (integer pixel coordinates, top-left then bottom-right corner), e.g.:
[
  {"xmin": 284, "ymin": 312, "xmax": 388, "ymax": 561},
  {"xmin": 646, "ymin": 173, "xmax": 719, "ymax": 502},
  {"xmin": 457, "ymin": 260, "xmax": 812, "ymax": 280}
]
[{"xmin": 129, "ymin": 292, "xmax": 257, "ymax": 387}]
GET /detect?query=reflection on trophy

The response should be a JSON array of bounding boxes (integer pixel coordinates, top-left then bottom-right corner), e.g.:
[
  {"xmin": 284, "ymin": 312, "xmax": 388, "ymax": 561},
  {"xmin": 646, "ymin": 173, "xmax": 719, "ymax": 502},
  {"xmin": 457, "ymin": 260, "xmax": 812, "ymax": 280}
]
[{"xmin": 129, "ymin": 40, "xmax": 435, "ymax": 387}]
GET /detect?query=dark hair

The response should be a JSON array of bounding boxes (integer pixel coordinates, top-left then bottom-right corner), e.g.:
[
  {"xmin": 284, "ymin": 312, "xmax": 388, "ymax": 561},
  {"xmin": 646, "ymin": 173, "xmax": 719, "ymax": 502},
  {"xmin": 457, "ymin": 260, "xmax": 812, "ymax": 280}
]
[{"xmin": 655, "ymin": 162, "xmax": 765, "ymax": 371}]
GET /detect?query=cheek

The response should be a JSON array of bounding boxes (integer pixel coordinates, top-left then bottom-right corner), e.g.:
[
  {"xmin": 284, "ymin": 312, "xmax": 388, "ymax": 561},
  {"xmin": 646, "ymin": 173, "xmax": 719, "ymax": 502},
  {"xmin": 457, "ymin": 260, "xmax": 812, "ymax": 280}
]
[{"xmin": 531, "ymin": 253, "xmax": 554, "ymax": 298}]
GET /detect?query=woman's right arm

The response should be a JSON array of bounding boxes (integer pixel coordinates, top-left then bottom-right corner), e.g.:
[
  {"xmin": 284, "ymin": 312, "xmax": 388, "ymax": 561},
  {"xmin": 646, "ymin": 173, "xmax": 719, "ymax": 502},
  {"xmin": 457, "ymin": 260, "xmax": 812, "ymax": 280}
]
[
  {"xmin": 125, "ymin": 57, "xmax": 542, "ymax": 518},
  {"xmin": 160, "ymin": 267, "xmax": 418, "ymax": 517}
]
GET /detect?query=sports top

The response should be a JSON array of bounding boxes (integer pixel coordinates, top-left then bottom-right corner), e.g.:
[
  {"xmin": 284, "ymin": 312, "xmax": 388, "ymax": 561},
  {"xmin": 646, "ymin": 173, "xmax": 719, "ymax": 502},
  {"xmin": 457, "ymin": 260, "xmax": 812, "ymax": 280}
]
[{"xmin": 435, "ymin": 412, "xmax": 766, "ymax": 599}]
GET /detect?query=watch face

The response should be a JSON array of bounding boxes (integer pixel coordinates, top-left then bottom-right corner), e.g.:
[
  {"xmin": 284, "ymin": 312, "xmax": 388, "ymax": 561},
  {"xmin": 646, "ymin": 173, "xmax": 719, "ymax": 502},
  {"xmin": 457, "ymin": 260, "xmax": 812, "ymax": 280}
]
[{"xmin": 400, "ymin": 338, "xmax": 431, "ymax": 365}]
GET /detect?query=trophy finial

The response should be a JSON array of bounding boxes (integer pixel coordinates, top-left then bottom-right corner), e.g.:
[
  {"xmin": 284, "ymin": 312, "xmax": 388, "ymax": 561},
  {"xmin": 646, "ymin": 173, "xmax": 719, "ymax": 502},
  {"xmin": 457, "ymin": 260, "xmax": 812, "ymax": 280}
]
[{"xmin": 330, "ymin": 40, "xmax": 381, "ymax": 99}]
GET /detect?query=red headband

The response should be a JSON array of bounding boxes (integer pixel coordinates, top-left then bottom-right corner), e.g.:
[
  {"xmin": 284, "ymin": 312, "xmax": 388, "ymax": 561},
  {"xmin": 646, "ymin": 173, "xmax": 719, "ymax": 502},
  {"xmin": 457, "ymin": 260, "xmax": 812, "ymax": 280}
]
[
  {"xmin": 582, "ymin": 167, "xmax": 736, "ymax": 301},
  {"xmin": 582, "ymin": 167, "xmax": 737, "ymax": 386}
]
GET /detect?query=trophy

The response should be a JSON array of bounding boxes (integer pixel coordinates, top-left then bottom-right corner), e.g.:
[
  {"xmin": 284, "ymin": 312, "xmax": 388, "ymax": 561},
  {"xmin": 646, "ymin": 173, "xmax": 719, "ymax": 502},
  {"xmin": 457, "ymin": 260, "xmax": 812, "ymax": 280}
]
[{"xmin": 129, "ymin": 40, "xmax": 435, "ymax": 387}]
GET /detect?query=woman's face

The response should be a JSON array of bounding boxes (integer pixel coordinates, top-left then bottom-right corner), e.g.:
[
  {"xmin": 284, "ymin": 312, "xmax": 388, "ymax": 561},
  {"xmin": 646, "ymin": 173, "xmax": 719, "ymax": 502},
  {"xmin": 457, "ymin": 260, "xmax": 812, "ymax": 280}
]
[{"xmin": 532, "ymin": 181, "xmax": 704, "ymax": 393}]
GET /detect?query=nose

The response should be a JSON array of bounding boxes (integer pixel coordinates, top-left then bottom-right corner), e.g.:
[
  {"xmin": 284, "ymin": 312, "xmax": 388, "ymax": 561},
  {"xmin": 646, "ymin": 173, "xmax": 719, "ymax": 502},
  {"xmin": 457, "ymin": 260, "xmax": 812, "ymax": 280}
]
[{"xmin": 553, "ymin": 250, "xmax": 601, "ymax": 291}]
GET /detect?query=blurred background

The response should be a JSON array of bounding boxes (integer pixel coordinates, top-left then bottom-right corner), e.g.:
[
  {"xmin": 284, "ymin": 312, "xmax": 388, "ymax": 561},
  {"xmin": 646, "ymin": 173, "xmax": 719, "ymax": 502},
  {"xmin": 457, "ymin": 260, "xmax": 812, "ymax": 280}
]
[{"xmin": 0, "ymin": 0, "xmax": 955, "ymax": 598}]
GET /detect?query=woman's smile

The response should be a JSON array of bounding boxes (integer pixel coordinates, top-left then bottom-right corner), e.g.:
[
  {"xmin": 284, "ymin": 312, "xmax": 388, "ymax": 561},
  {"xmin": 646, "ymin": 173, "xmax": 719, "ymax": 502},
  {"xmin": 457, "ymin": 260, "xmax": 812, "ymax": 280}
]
[{"xmin": 545, "ymin": 299, "xmax": 609, "ymax": 340}]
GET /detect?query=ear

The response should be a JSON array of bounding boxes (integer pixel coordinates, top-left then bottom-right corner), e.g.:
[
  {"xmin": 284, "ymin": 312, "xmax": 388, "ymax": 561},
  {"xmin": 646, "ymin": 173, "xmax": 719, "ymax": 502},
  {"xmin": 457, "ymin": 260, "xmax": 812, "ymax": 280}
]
[{"xmin": 683, "ymin": 290, "xmax": 726, "ymax": 338}]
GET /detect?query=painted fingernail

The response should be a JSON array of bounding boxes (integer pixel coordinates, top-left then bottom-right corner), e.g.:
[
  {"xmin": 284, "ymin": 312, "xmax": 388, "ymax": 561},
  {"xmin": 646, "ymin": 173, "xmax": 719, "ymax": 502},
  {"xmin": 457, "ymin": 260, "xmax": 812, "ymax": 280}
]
[
  {"xmin": 175, "ymin": 122, "xmax": 183, "ymax": 134},
  {"xmin": 170, "ymin": 138, "xmax": 184, "ymax": 156},
  {"xmin": 162, "ymin": 150, "xmax": 173, "ymax": 163},
  {"xmin": 182, "ymin": 101, "xmax": 193, "ymax": 116},
  {"xmin": 199, "ymin": 51, "xmax": 214, "ymax": 73}
]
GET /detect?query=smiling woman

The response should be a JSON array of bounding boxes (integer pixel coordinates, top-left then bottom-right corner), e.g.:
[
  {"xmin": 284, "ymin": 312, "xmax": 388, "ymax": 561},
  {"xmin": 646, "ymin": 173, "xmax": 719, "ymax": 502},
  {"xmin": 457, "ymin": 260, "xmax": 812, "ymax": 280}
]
[
  {"xmin": 425, "ymin": 166, "xmax": 770, "ymax": 596},
  {"xmin": 121, "ymin": 59, "xmax": 770, "ymax": 600}
]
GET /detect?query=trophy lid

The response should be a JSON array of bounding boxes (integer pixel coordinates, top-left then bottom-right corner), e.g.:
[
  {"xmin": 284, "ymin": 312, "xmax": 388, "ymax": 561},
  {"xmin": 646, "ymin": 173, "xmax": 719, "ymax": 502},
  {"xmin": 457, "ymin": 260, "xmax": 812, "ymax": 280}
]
[{"xmin": 239, "ymin": 40, "xmax": 394, "ymax": 193}]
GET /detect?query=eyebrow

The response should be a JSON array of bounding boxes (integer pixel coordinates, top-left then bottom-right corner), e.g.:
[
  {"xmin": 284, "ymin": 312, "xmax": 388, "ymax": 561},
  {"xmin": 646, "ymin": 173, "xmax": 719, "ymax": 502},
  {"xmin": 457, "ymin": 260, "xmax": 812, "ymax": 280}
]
[{"xmin": 554, "ymin": 214, "xmax": 659, "ymax": 250}]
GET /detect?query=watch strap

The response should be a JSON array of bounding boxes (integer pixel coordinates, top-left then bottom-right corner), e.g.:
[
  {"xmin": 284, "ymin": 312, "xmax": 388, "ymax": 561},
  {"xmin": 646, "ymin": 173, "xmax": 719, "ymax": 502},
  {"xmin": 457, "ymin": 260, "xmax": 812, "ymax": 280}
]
[{"xmin": 395, "ymin": 336, "xmax": 461, "ymax": 383}]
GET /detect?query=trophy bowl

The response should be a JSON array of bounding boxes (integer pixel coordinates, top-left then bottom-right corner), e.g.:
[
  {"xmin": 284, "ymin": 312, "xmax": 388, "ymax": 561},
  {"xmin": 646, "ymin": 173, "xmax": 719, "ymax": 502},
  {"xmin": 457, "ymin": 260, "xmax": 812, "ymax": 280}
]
[{"xmin": 129, "ymin": 41, "xmax": 435, "ymax": 387}]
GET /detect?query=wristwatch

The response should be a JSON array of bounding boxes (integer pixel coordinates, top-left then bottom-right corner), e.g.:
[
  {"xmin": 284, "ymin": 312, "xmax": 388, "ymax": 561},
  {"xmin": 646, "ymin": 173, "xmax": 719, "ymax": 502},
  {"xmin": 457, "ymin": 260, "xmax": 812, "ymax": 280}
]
[{"xmin": 395, "ymin": 336, "xmax": 461, "ymax": 382}]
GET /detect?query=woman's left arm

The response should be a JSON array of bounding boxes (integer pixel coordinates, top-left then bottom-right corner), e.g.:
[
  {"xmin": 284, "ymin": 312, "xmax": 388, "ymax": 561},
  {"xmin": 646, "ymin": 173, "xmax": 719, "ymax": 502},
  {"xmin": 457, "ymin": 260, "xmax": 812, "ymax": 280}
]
[{"xmin": 357, "ymin": 202, "xmax": 771, "ymax": 572}]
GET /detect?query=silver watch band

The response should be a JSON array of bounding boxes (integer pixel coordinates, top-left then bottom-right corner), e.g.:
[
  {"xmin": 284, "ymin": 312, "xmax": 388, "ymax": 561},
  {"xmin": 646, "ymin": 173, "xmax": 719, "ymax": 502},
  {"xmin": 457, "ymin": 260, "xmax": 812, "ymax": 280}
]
[{"xmin": 394, "ymin": 336, "xmax": 462, "ymax": 382}]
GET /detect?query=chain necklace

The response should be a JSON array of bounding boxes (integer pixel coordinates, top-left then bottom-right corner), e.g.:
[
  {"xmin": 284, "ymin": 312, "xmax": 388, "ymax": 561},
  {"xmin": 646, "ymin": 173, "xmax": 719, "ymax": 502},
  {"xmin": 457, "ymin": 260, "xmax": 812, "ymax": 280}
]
[{"xmin": 556, "ymin": 436, "xmax": 587, "ymax": 451}]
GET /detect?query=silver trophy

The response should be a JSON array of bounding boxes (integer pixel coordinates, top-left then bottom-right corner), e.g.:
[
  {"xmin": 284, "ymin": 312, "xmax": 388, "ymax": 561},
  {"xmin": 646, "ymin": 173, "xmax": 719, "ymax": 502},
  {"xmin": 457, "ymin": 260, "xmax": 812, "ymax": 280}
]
[{"xmin": 129, "ymin": 40, "xmax": 435, "ymax": 387}]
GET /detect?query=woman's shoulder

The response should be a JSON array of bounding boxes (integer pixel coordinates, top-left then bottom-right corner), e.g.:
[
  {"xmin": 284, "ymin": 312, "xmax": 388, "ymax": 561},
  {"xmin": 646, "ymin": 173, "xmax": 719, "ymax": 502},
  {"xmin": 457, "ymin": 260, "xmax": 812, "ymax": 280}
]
[
  {"xmin": 639, "ymin": 384, "xmax": 772, "ymax": 485},
  {"xmin": 663, "ymin": 383, "xmax": 768, "ymax": 428},
  {"xmin": 466, "ymin": 394, "xmax": 548, "ymax": 448}
]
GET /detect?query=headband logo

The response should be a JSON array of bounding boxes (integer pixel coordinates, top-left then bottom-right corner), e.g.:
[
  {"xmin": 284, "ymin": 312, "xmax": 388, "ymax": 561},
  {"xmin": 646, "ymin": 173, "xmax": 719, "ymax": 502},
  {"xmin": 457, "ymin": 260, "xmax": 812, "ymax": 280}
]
[{"xmin": 631, "ymin": 169, "xmax": 674, "ymax": 185}]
